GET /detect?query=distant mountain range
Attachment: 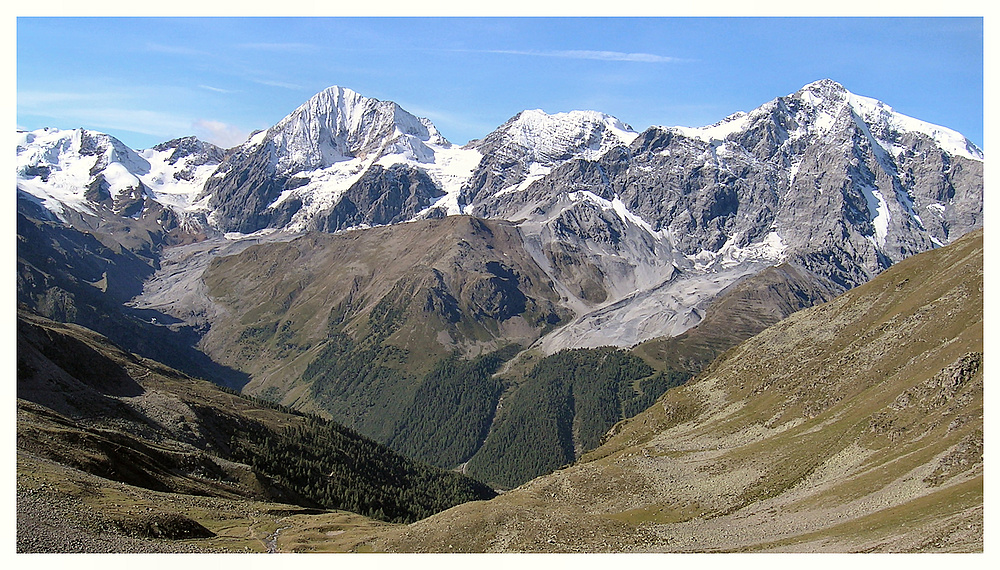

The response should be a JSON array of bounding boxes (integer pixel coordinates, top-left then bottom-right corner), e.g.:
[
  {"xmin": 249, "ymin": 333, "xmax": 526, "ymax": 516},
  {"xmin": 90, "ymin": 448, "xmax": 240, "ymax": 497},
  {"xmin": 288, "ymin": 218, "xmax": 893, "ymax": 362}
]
[
  {"xmin": 17, "ymin": 79, "xmax": 984, "ymax": 501},
  {"xmin": 18, "ymin": 80, "xmax": 983, "ymax": 351}
]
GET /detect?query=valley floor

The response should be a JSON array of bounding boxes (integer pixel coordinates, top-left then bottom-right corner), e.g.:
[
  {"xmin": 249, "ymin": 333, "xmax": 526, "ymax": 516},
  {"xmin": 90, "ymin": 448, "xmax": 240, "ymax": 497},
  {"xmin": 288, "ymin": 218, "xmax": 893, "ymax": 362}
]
[
  {"xmin": 16, "ymin": 451, "xmax": 391, "ymax": 554},
  {"xmin": 19, "ymin": 443, "xmax": 981, "ymax": 554}
]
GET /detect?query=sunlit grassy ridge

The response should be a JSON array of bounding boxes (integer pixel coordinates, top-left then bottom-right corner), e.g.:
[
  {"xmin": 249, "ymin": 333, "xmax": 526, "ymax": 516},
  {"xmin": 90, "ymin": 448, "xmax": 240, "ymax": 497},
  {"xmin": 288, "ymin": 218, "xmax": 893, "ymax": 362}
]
[{"xmin": 365, "ymin": 229, "xmax": 983, "ymax": 552}]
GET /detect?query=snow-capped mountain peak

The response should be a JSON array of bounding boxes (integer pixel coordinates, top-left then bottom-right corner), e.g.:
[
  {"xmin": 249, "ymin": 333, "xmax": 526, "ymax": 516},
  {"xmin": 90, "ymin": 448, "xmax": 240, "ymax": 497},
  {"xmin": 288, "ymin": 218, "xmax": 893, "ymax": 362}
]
[
  {"xmin": 259, "ymin": 85, "xmax": 449, "ymax": 175},
  {"xmin": 792, "ymin": 79, "xmax": 983, "ymax": 161},
  {"xmin": 456, "ymin": 108, "xmax": 638, "ymax": 213},
  {"xmin": 149, "ymin": 136, "xmax": 227, "ymax": 167},
  {"xmin": 203, "ymin": 86, "xmax": 482, "ymax": 233},
  {"xmin": 666, "ymin": 79, "xmax": 981, "ymax": 163},
  {"xmin": 475, "ymin": 108, "xmax": 637, "ymax": 163},
  {"xmin": 16, "ymin": 128, "xmax": 147, "ymax": 217},
  {"xmin": 16, "ymin": 128, "xmax": 224, "ymax": 222}
]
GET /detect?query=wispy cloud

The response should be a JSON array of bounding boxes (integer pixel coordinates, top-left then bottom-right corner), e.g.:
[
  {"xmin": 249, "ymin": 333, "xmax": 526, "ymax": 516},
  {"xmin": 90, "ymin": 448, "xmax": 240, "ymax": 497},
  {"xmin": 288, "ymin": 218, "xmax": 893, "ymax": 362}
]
[
  {"xmin": 20, "ymin": 89, "xmax": 198, "ymax": 143},
  {"xmin": 59, "ymin": 107, "xmax": 192, "ymax": 139},
  {"xmin": 481, "ymin": 49, "xmax": 683, "ymax": 63},
  {"xmin": 199, "ymin": 84, "xmax": 237, "ymax": 94},
  {"xmin": 192, "ymin": 119, "xmax": 250, "ymax": 148},
  {"xmin": 237, "ymin": 42, "xmax": 317, "ymax": 53},
  {"xmin": 18, "ymin": 91, "xmax": 100, "ymax": 105},
  {"xmin": 145, "ymin": 42, "xmax": 210, "ymax": 57},
  {"xmin": 250, "ymin": 78, "xmax": 305, "ymax": 90}
]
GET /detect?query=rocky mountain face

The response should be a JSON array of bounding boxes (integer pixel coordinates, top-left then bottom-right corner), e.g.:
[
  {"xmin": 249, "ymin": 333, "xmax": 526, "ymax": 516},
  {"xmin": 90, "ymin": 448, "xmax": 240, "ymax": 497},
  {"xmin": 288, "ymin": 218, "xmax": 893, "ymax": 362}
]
[
  {"xmin": 458, "ymin": 79, "xmax": 983, "ymax": 350},
  {"xmin": 367, "ymin": 228, "xmax": 983, "ymax": 553},
  {"xmin": 202, "ymin": 85, "xmax": 477, "ymax": 234}
]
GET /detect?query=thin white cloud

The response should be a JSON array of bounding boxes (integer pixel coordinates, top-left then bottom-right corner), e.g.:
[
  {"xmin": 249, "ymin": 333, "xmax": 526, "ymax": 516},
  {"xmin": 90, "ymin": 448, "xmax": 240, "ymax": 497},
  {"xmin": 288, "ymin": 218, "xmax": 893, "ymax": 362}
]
[
  {"xmin": 483, "ymin": 49, "xmax": 682, "ymax": 63},
  {"xmin": 18, "ymin": 91, "xmax": 106, "ymax": 105},
  {"xmin": 237, "ymin": 42, "xmax": 317, "ymax": 53},
  {"xmin": 192, "ymin": 119, "xmax": 250, "ymax": 148},
  {"xmin": 199, "ymin": 84, "xmax": 236, "ymax": 93},
  {"xmin": 144, "ymin": 42, "xmax": 210, "ymax": 57},
  {"xmin": 251, "ymin": 78, "xmax": 304, "ymax": 90},
  {"xmin": 20, "ymin": 90, "xmax": 198, "ymax": 143},
  {"xmin": 63, "ymin": 108, "xmax": 192, "ymax": 139}
]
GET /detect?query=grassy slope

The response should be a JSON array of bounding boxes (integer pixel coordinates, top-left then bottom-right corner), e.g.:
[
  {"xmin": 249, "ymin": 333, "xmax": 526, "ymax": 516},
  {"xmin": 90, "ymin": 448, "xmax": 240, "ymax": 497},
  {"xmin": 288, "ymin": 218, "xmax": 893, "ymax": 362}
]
[
  {"xmin": 363, "ymin": 228, "xmax": 983, "ymax": 552},
  {"xmin": 16, "ymin": 310, "xmax": 496, "ymax": 551},
  {"xmin": 199, "ymin": 215, "xmax": 840, "ymax": 485},
  {"xmin": 200, "ymin": 216, "xmax": 569, "ymax": 463}
]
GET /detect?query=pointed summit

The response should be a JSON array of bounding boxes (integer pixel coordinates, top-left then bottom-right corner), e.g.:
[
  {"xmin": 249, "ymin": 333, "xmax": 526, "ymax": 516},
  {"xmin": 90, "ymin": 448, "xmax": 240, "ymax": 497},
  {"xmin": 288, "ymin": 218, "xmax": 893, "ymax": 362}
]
[
  {"xmin": 259, "ymin": 85, "xmax": 448, "ymax": 174},
  {"xmin": 203, "ymin": 86, "xmax": 478, "ymax": 234},
  {"xmin": 799, "ymin": 77, "xmax": 849, "ymax": 95}
]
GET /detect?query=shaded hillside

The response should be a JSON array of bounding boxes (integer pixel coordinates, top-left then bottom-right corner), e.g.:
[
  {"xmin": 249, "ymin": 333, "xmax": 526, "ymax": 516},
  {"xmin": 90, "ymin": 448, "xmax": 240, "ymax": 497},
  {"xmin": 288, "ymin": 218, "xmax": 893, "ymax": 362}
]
[
  {"xmin": 460, "ymin": 261, "xmax": 840, "ymax": 489},
  {"xmin": 366, "ymin": 228, "xmax": 983, "ymax": 553},
  {"xmin": 16, "ymin": 309, "xmax": 496, "ymax": 552},
  {"xmin": 16, "ymin": 211, "xmax": 249, "ymax": 389},
  {"xmin": 199, "ymin": 216, "xmax": 569, "ymax": 464},
  {"xmin": 464, "ymin": 347, "xmax": 673, "ymax": 488}
]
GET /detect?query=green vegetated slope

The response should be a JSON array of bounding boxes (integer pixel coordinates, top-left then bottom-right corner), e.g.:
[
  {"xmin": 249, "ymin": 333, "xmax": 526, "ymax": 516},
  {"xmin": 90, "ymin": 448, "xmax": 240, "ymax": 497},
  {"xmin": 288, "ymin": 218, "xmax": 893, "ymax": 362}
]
[
  {"xmin": 367, "ymin": 228, "xmax": 983, "ymax": 553},
  {"xmin": 200, "ymin": 215, "xmax": 842, "ymax": 487},
  {"xmin": 16, "ymin": 309, "xmax": 495, "ymax": 552},
  {"xmin": 463, "ymin": 347, "xmax": 681, "ymax": 489},
  {"xmin": 463, "ymin": 259, "xmax": 841, "ymax": 489},
  {"xmin": 201, "ymin": 217, "xmax": 567, "ymax": 460}
]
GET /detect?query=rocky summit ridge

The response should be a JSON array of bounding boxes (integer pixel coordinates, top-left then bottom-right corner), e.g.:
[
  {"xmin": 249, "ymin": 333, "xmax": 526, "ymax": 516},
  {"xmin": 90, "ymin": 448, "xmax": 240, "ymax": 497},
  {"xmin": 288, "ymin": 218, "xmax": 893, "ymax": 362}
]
[{"xmin": 16, "ymin": 79, "xmax": 983, "ymax": 357}]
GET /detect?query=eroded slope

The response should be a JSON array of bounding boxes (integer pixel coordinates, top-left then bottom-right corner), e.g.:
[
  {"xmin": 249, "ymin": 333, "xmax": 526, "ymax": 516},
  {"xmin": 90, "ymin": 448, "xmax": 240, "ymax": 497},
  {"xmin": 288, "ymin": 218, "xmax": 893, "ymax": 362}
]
[{"xmin": 367, "ymin": 228, "xmax": 983, "ymax": 552}]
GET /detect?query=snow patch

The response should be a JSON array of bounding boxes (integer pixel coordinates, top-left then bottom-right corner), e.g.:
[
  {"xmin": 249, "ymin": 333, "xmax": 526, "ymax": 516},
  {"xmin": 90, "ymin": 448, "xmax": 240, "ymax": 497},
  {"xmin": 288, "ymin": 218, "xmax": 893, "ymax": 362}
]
[
  {"xmin": 223, "ymin": 227, "xmax": 281, "ymax": 241},
  {"xmin": 247, "ymin": 129, "xmax": 268, "ymax": 148},
  {"xmin": 670, "ymin": 111, "xmax": 749, "ymax": 143},
  {"xmin": 846, "ymin": 91, "xmax": 983, "ymax": 161},
  {"xmin": 492, "ymin": 163, "xmax": 552, "ymax": 199},
  {"xmin": 567, "ymin": 190, "xmax": 667, "ymax": 241},
  {"xmin": 858, "ymin": 183, "xmax": 890, "ymax": 248},
  {"xmin": 788, "ymin": 159, "xmax": 801, "ymax": 183}
]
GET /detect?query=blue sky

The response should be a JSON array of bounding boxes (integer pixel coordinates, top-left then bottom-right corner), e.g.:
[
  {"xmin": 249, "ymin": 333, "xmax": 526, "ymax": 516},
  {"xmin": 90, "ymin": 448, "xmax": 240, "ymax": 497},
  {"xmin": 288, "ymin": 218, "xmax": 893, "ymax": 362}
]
[{"xmin": 16, "ymin": 16, "xmax": 984, "ymax": 150}]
